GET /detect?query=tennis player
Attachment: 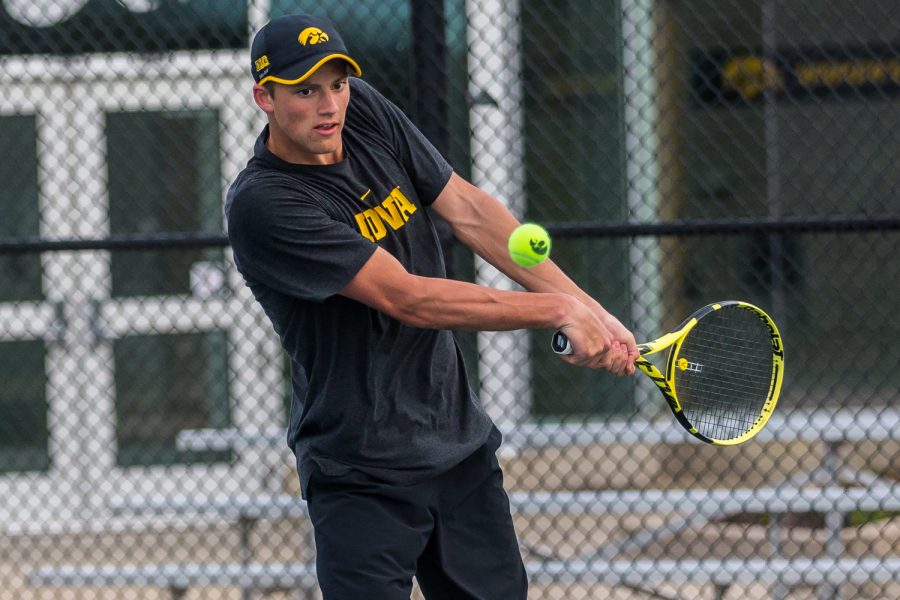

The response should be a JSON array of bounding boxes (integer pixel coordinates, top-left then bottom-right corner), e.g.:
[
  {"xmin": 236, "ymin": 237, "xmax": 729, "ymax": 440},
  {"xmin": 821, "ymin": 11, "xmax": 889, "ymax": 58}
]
[{"xmin": 226, "ymin": 13, "xmax": 638, "ymax": 600}]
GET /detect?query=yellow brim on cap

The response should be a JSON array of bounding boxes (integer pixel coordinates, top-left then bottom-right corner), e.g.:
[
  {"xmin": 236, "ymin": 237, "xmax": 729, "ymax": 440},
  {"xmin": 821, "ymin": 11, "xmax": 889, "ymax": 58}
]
[{"xmin": 257, "ymin": 54, "xmax": 362, "ymax": 86}]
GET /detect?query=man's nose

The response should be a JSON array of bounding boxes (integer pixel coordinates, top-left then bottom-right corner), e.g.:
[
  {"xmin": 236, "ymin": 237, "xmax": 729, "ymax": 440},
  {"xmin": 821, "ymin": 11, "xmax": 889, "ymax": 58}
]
[{"xmin": 319, "ymin": 90, "xmax": 339, "ymax": 113}]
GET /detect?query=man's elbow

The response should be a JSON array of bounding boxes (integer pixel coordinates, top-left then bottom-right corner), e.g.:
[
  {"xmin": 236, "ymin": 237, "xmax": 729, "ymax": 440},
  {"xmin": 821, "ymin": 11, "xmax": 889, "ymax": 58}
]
[{"xmin": 377, "ymin": 277, "xmax": 435, "ymax": 329}]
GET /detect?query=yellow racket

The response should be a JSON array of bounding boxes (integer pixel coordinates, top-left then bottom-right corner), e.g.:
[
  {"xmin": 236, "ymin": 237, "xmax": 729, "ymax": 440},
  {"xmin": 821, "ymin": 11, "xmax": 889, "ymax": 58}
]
[{"xmin": 552, "ymin": 301, "xmax": 784, "ymax": 445}]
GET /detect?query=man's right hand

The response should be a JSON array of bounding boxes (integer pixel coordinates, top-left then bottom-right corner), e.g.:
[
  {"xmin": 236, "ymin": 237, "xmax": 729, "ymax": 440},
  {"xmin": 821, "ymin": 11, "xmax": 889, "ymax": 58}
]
[{"xmin": 554, "ymin": 300, "xmax": 635, "ymax": 376}]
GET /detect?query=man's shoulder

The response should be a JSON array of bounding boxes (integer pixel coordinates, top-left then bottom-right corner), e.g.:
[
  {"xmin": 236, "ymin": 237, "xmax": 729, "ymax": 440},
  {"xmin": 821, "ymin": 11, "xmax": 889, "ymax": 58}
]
[
  {"xmin": 226, "ymin": 161, "xmax": 307, "ymax": 224},
  {"xmin": 227, "ymin": 164, "xmax": 271, "ymax": 208},
  {"xmin": 347, "ymin": 77, "xmax": 393, "ymax": 121},
  {"xmin": 231, "ymin": 160, "xmax": 277, "ymax": 190},
  {"xmin": 349, "ymin": 76, "xmax": 380, "ymax": 101},
  {"xmin": 231, "ymin": 157, "xmax": 313, "ymax": 198}
]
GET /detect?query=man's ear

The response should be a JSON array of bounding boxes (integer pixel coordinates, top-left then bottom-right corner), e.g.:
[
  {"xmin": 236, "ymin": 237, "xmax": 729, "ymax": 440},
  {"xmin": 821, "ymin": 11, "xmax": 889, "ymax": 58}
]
[{"xmin": 252, "ymin": 84, "xmax": 275, "ymax": 112}]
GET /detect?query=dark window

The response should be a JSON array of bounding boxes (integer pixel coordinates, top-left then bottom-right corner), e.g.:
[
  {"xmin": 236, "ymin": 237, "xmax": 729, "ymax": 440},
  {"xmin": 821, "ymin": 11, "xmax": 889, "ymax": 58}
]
[{"xmin": 114, "ymin": 332, "xmax": 231, "ymax": 467}]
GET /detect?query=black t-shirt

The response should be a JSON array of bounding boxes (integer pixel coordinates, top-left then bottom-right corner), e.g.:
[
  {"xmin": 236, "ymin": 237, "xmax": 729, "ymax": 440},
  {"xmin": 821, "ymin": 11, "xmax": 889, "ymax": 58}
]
[{"xmin": 225, "ymin": 78, "xmax": 494, "ymax": 495}]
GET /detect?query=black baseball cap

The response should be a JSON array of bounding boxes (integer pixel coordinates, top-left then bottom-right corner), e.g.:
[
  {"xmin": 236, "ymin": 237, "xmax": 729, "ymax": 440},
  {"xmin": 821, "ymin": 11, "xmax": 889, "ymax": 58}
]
[{"xmin": 250, "ymin": 14, "xmax": 362, "ymax": 85}]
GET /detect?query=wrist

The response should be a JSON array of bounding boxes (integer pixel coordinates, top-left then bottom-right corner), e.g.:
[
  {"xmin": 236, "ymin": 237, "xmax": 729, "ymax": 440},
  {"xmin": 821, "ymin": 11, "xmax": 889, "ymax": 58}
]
[{"xmin": 549, "ymin": 294, "xmax": 583, "ymax": 330}]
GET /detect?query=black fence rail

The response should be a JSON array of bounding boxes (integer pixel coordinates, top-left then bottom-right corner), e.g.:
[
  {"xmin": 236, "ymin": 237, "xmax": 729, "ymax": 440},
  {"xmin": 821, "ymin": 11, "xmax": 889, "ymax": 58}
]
[{"xmin": 2, "ymin": 212, "xmax": 899, "ymax": 254}]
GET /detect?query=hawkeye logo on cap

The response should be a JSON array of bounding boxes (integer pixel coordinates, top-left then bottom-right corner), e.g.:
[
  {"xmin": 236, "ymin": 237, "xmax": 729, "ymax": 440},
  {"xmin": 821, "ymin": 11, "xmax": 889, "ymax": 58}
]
[
  {"xmin": 254, "ymin": 55, "xmax": 270, "ymax": 72},
  {"xmin": 298, "ymin": 27, "xmax": 329, "ymax": 46}
]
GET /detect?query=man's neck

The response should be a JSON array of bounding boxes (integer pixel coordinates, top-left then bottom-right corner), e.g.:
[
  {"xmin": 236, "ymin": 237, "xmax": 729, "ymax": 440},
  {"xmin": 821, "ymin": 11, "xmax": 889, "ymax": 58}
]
[{"xmin": 265, "ymin": 127, "xmax": 343, "ymax": 165}]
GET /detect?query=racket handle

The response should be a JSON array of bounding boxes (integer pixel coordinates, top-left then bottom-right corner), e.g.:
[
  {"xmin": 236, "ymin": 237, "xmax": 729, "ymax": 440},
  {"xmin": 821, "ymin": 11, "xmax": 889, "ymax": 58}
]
[{"xmin": 551, "ymin": 331, "xmax": 573, "ymax": 355}]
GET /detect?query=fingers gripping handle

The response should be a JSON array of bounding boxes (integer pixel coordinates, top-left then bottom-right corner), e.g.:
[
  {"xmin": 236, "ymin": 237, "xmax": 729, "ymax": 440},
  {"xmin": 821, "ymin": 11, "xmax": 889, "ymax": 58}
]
[{"xmin": 551, "ymin": 331, "xmax": 573, "ymax": 355}]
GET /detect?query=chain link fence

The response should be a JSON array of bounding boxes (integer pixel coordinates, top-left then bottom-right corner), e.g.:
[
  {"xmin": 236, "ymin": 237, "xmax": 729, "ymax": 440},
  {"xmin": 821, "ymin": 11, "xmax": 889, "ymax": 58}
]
[{"xmin": 1, "ymin": 0, "xmax": 898, "ymax": 598}]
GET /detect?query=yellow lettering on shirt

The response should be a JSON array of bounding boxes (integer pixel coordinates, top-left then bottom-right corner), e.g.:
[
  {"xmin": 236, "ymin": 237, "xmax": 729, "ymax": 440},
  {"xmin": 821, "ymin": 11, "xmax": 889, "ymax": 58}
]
[
  {"xmin": 374, "ymin": 202, "xmax": 405, "ymax": 230},
  {"xmin": 354, "ymin": 186, "xmax": 418, "ymax": 242},
  {"xmin": 387, "ymin": 187, "xmax": 417, "ymax": 220},
  {"xmin": 355, "ymin": 208, "xmax": 388, "ymax": 242}
]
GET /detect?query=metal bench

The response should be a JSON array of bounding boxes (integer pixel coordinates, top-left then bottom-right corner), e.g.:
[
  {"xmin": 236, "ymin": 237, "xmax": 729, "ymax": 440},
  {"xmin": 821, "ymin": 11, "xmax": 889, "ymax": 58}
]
[
  {"xmin": 175, "ymin": 407, "xmax": 900, "ymax": 451},
  {"xmin": 526, "ymin": 556, "xmax": 900, "ymax": 587},
  {"xmin": 26, "ymin": 481, "xmax": 896, "ymax": 597},
  {"xmin": 509, "ymin": 483, "xmax": 900, "ymax": 516},
  {"xmin": 109, "ymin": 493, "xmax": 308, "ymax": 521},
  {"xmin": 504, "ymin": 406, "xmax": 900, "ymax": 447},
  {"xmin": 28, "ymin": 557, "xmax": 900, "ymax": 599},
  {"xmin": 106, "ymin": 494, "xmax": 312, "ymax": 600},
  {"xmin": 29, "ymin": 407, "xmax": 897, "ymax": 599},
  {"xmin": 27, "ymin": 562, "xmax": 316, "ymax": 600},
  {"xmin": 174, "ymin": 408, "xmax": 900, "ymax": 564}
]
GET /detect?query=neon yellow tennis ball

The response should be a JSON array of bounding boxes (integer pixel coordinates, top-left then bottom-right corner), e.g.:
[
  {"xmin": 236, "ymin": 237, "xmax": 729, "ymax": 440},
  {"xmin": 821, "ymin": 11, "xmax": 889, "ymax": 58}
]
[{"xmin": 508, "ymin": 223, "xmax": 551, "ymax": 267}]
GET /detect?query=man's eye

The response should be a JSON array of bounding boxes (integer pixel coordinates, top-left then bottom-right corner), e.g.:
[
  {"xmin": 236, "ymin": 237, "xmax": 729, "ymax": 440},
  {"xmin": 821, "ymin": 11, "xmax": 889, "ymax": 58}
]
[
  {"xmin": 333, "ymin": 81, "xmax": 347, "ymax": 90},
  {"xmin": 295, "ymin": 88, "xmax": 313, "ymax": 96}
]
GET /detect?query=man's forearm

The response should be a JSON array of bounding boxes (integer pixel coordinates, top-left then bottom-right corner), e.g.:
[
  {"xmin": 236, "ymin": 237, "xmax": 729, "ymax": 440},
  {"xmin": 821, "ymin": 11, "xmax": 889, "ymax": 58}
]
[
  {"xmin": 339, "ymin": 245, "xmax": 578, "ymax": 332},
  {"xmin": 390, "ymin": 275, "xmax": 575, "ymax": 332}
]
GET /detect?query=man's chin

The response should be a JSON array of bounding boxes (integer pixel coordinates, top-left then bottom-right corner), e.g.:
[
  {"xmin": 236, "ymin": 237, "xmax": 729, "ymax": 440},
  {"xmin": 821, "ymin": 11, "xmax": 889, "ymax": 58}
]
[{"xmin": 307, "ymin": 142, "xmax": 342, "ymax": 163}]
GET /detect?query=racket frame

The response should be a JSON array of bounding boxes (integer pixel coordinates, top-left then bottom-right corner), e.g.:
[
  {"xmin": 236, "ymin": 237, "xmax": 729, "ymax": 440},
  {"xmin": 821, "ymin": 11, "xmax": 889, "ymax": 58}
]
[{"xmin": 635, "ymin": 301, "xmax": 784, "ymax": 445}]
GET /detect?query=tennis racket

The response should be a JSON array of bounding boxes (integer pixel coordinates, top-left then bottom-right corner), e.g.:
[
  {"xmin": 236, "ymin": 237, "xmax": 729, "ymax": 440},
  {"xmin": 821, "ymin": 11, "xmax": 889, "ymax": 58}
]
[{"xmin": 551, "ymin": 301, "xmax": 784, "ymax": 445}]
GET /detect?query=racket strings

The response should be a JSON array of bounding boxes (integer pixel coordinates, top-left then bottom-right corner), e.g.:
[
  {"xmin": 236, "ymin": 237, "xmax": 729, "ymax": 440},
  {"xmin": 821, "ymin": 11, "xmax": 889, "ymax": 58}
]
[{"xmin": 674, "ymin": 306, "xmax": 775, "ymax": 441}]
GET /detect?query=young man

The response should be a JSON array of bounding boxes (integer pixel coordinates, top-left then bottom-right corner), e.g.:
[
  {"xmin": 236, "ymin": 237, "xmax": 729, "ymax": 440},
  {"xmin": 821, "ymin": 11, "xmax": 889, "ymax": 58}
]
[{"xmin": 226, "ymin": 14, "xmax": 638, "ymax": 600}]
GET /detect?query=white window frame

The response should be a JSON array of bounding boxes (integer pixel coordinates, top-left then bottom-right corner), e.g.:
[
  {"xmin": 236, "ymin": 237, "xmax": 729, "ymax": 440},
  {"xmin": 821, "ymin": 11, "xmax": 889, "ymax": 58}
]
[{"xmin": 0, "ymin": 51, "xmax": 286, "ymax": 534}]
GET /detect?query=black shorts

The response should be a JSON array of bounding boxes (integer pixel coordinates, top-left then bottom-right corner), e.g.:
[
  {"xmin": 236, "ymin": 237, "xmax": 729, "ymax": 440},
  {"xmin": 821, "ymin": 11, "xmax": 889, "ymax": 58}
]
[{"xmin": 305, "ymin": 432, "xmax": 528, "ymax": 599}]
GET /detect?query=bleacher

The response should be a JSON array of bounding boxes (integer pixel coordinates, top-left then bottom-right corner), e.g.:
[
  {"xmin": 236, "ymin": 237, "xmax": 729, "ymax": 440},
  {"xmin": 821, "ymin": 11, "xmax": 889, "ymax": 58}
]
[{"xmin": 27, "ymin": 408, "xmax": 900, "ymax": 599}]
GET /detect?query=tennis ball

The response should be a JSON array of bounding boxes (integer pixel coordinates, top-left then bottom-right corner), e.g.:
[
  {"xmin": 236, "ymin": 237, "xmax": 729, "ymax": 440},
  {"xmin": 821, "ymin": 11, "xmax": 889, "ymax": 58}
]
[{"xmin": 508, "ymin": 223, "xmax": 551, "ymax": 267}]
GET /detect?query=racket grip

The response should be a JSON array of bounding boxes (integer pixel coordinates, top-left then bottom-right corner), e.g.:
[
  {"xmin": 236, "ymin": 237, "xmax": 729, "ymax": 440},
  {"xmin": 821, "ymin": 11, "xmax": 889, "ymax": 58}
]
[{"xmin": 551, "ymin": 331, "xmax": 573, "ymax": 355}]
